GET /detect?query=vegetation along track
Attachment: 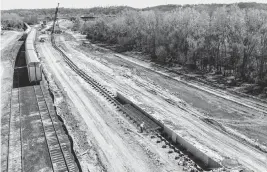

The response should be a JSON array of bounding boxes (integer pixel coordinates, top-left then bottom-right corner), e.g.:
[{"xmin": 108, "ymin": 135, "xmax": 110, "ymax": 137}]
[{"xmin": 51, "ymin": 35, "xmax": 222, "ymax": 171}]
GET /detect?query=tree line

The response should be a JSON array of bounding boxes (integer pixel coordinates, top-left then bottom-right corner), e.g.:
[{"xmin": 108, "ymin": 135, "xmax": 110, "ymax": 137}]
[
  {"xmin": 2, "ymin": 2, "xmax": 266, "ymax": 22},
  {"xmin": 78, "ymin": 5, "xmax": 267, "ymax": 85},
  {"xmin": 1, "ymin": 12, "xmax": 38, "ymax": 29},
  {"xmin": 1, "ymin": 13, "xmax": 24, "ymax": 29}
]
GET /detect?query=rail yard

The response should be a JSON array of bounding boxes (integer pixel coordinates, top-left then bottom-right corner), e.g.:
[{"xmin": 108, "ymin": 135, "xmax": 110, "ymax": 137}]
[
  {"xmin": 1, "ymin": 6, "xmax": 267, "ymax": 172},
  {"xmin": 1, "ymin": 26, "xmax": 79, "ymax": 172}
]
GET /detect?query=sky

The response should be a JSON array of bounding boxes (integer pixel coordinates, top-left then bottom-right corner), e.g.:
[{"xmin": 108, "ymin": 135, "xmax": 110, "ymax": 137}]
[{"xmin": 1, "ymin": 0, "xmax": 267, "ymax": 10}]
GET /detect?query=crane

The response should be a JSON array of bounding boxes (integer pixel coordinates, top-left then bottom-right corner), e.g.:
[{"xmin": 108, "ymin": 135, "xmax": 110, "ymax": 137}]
[{"xmin": 52, "ymin": 3, "xmax": 60, "ymax": 34}]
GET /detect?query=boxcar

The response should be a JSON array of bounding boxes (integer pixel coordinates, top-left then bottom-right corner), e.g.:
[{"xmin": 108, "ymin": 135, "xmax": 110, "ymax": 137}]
[{"xmin": 25, "ymin": 28, "xmax": 42, "ymax": 83}]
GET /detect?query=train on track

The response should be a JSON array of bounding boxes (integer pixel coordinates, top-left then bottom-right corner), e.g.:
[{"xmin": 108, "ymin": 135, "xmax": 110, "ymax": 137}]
[{"xmin": 25, "ymin": 24, "xmax": 42, "ymax": 83}]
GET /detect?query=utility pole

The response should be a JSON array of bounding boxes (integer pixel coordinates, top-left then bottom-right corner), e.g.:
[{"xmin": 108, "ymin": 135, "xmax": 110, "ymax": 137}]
[{"xmin": 52, "ymin": 3, "xmax": 59, "ymax": 34}]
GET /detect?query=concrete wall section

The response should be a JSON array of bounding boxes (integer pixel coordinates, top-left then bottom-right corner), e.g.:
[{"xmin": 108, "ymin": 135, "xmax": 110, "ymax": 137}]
[
  {"xmin": 116, "ymin": 92, "xmax": 163, "ymax": 128},
  {"xmin": 163, "ymin": 126, "xmax": 221, "ymax": 169},
  {"xmin": 116, "ymin": 92, "xmax": 132, "ymax": 104},
  {"xmin": 116, "ymin": 92, "xmax": 222, "ymax": 169}
]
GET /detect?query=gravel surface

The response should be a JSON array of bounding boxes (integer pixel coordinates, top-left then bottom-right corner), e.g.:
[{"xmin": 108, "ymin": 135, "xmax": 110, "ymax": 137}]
[
  {"xmin": 37, "ymin": 36, "xmax": 182, "ymax": 172},
  {"xmin": 1, "ymin": 31, "xmax": 23, "ymax": 172},
  {"xmin": 54, "ymin": 30, "xmax": 267, "ymax": 172}
]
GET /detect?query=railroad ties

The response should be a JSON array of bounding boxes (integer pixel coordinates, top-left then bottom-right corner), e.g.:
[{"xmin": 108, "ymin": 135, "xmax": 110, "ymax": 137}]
[
  {"xmin": 52, "ymin": 37, "xmax": 161, "ymax": 133},
  {"xmin": 34, "ymin": 83, "xmax": 77, "ymax": 172},
  {"xmin": 50, "ymin": 35, "xmax": 224, "ymax": 171},
  {"xmin": 4, "ymin": 82, "xmax": 78, "ymax": 172},
  {"xmin": 52, "ymin": 36, "xmax": 160, "ymax": 130}
]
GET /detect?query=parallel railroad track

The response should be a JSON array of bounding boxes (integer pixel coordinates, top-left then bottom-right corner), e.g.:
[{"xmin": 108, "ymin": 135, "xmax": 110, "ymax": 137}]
[
  {"xmin": 6, "ymin": 84, "xmax": 77, "ymax": 172},
  {"xmin": 51, "ymin": 36, "xmax": 161, "ymax": 132},
  {"xmin": 5, "ymin": 42, "xmax": 78, "ymax": 171},
  {"xmin": 51, "ymin": 35, "xmax": 214, "ymax": 171},
  {"xmin": 34, "ymin": 84, "xmax": 77, "ymax": 172}
]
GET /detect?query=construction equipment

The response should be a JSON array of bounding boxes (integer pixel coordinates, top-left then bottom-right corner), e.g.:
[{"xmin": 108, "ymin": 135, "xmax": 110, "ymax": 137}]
[{"xmin": 51, "ymin": 3, "xmax": 59, "ymax": 34}]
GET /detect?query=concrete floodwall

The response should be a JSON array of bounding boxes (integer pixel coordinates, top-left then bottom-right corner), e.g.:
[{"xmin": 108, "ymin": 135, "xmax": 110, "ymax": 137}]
[
  {"xmin": 163, "ymin": 125, "xmax": 221, "ymax": 169},
  {"xmin": 116, "ymin": 92, "xmax": 163, "ymax": 128},
  {"xmin": 116, "ymin": 92, "xmax": 221, "ymax": 170},
  {"xmin": 116, "ymin": 92, "xmax": 132, "ymax": 104}
]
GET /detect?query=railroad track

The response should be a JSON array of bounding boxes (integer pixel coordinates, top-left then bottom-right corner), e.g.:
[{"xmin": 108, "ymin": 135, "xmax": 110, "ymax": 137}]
[
  {"xmin": 51, "ymin": 35, "xmax": 215, "ymax": 171},
  {"xmin": 52, "ymin": 39, "xmax": 116, "ymax": 99},
  {"xmin": 4, "ymin": 41, "xmax": 78, "ymax": 171},
  {"xmin": 34, "ymin": 84, "xmax": 77, "ymax": 172},
  {"xmin": 6, "ymin": 84, "xmax": 78, "ymax": 171},
  {"xmin": 51, "ymin": 36, "xmax": 162, "ymax": 132}
]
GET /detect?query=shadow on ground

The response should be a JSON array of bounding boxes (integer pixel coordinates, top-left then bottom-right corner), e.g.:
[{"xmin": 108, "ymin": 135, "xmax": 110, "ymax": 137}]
[{"xmin": 13, "ymin": 42, "xmax": 39, "ymax": 88}]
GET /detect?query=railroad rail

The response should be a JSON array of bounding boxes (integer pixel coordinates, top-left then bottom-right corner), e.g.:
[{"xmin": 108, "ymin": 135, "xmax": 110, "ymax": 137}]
[
  {"xmin": 51, "ymin": 35, "xmax": 161, "ymax": 131},
  {"xmin": 4, "ymin": 38, "xmax": 79, "ymax": 171},
  {"xmin": 51, "ymin": 34, "xmax": 219, "ymax": 171},
  {"xmin": 34, "ymin": 84, "xmax": 76, "ymax": 172},
  {"xmin": 6, "ymin": 83, "xmax": 79, "ymax": 172},
  {"xmin": 6, "ymin": 83, "xmax": 78, "ymax": 171}
]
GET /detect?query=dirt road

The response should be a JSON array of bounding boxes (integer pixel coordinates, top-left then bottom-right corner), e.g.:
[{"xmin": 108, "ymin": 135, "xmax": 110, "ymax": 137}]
[
  {"xmin": 52, "ymin": 32, "xmax": 267, "ymax": 172},
  {"xmin": 1, "ymin": 31, "xmax": 22, "ymax": 51},
  {"xmin": 37, "ymin": 39, "xmax": 182, "ymax": 172},
  {"xmin": 1, "ymin": 31, "xmax": 22, "ymax": 79},
  {"xmin": 1, "ymin": 31, "xmax": 22, "ymax": 110},
  {"xmin": 1, "ymin": 31, "xmax": 80, "ymax": 172},
  {"xmin": 1, "ymin": 32, "xmax": 23, "ymax": 172}
]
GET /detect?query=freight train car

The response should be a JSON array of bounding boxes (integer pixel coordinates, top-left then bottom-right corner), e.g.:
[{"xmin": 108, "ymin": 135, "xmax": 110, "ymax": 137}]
[
  {"xmin": 25, "ymin": 28, "xmax": 42, "ymax": 82},
  {"xmin": 22, "ymin": 23, "xmax": 31, "ymax": 40}
]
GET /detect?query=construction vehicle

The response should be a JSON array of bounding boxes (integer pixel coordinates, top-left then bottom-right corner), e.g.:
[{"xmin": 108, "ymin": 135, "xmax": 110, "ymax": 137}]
[{"xmin": 52, "ymin": 3, "xmax": 60, "ymax": 35}]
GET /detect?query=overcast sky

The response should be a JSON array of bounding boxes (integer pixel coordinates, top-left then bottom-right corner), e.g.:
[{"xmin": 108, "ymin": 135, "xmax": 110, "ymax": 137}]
[{"xmin": 1, "ymin": 0, "xmax": 266, "ymax": 10}]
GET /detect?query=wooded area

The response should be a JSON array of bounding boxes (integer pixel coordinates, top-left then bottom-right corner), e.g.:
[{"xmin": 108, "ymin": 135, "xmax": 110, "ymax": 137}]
[
  {"xmin": 2, "ymin": 2, "xmax": 267, "ymax": 88},
  {"xmin": 1, "ymin": 13, "xmax": 38, "ymax": 29},
  {"xmin": 1, "ymin": 13, "xmax": 24, "ymax": 29},
  {"xmin": 77, "ymin": 5, "xmax": 267, "ymax": 86}
]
